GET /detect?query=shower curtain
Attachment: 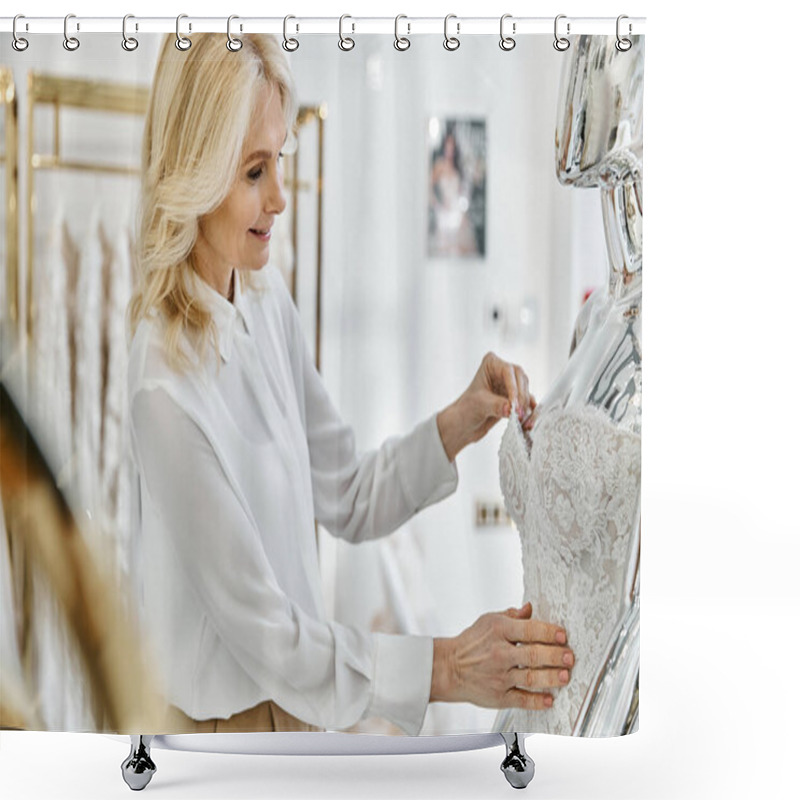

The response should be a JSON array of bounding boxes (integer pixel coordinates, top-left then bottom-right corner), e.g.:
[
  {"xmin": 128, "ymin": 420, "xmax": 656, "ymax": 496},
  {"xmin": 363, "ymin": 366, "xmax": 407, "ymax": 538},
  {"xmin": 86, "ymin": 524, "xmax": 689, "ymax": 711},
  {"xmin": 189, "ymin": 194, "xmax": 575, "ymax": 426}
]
[{"xmin": 0, "ymin": 22, "xmax": 643, "ymax": 742}]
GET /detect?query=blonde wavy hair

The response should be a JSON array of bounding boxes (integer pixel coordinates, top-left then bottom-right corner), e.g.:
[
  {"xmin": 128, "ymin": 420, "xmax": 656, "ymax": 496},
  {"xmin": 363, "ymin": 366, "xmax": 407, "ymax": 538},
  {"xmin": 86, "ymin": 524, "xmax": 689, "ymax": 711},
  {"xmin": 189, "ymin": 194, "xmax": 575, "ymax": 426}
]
[{"xmin": 128, "ymin": 33, "xmax": 298, "ymax": 371}]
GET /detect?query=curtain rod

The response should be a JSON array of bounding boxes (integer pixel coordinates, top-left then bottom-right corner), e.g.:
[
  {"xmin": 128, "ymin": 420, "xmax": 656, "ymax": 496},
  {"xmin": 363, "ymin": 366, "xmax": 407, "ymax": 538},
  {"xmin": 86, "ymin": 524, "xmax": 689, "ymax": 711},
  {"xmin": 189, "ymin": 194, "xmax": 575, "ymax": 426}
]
[{"xmin": 0, "ymin": 16, "xmax": 646, "ymax": 37}]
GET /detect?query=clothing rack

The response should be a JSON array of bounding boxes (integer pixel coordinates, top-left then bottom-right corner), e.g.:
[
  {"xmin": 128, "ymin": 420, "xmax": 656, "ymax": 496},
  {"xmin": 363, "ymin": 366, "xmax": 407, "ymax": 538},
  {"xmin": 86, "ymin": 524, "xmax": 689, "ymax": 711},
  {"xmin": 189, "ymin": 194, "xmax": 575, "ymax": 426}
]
[
  {"xmin": 24, "ymin": 72, "xmax": 149, "ymax": 340},
  {"xmin": 22, "ymin": 71, "xmax": 326, "ymax": 368}
]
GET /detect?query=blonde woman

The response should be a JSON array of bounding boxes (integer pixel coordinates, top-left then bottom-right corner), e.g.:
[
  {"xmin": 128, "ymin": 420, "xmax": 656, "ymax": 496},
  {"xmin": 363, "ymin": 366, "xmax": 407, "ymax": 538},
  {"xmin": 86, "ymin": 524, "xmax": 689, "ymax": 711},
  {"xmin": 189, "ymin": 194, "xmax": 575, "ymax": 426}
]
[{"xmin": 127, "ymin": 33, "xmax": 573, "ymax": 735}]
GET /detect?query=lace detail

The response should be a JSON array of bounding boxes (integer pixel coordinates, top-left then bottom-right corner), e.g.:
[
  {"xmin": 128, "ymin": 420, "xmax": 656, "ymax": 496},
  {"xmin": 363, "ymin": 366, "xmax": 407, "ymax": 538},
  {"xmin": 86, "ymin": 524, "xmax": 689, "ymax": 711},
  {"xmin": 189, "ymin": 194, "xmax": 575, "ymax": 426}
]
[{"xmin": 498, "ymin": 406, "xmax": 640, "ymax": 735}]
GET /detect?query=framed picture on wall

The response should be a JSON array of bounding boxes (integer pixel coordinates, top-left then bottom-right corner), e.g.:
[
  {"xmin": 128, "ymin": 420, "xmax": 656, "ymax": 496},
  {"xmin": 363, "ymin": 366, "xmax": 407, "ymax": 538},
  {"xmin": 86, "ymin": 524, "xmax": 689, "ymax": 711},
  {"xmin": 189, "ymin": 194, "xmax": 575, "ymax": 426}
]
[{"xmin": 427, "ymin": 117, "xmax": 486, "ymax": 259}]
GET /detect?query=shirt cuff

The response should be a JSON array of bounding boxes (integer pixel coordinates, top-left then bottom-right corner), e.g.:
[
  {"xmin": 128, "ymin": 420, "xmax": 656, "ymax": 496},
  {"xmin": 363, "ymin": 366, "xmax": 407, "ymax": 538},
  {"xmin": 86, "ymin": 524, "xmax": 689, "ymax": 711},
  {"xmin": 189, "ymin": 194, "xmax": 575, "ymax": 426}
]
[
  {"xmin": 367, "ymin": 633, "xmax": 433, "ymax": 736},
  {"xmin": 397, "ymin": 413, "xmax": 459, "ymax": 513}
]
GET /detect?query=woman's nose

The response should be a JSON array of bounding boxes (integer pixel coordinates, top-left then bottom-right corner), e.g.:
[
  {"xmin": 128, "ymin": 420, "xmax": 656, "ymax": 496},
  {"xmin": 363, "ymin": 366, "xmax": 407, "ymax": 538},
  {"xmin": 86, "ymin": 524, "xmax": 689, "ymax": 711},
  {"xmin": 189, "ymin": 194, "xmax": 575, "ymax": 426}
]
[{"xmin": 264, "ymin": 165, "xmax": 287, "ymax": 216}]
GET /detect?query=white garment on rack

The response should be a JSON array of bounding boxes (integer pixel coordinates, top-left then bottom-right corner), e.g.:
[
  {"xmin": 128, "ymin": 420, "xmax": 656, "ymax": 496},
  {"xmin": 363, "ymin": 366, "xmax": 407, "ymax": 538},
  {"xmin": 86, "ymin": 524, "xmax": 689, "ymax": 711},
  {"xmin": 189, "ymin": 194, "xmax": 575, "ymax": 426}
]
[
  {"xmin": 71, "ymin": 208, "xmax": 103, "ymax": 523},
  {"xmin": 497, "ymin": 407, "xmax": 640, "ymax": 735},
  {"xmin": 127, "ymin": 265, "xmax": 458, "ymax": 735},
  {"xmin": 30, "ymin": 203, "xmax": 72, "ymax": 472},
  {"xmin": 26, "ymin": 205, "xmax": 94, "ymax": 731},
  {"xmin": 98, "ymin": 223, "xmax": 134, "ymax": 584}
]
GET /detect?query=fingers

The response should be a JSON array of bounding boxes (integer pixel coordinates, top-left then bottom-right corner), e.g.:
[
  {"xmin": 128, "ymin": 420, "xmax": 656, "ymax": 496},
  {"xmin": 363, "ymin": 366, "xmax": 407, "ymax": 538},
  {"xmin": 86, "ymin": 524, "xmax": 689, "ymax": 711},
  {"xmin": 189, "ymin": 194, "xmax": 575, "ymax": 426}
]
[
  {"xmin": 502, "ymin": 360, "xmax": 520, "ymax": 416},
  {"xmin": 513, "ymin": 364, "xmax": 537, "ymax": 430},
  {"xmin": 513, "ymin": 364, "xmax": 527, "ymax": 416},
  {"xmin": 502, "ymin": 689, "xmax": 554, "ymax": 711},
  {"xmin": 482, "ymin": 352, "xmax": 517, "ymax": 413},
  {"xmin": 509, "ymin": 666, "xmax": 571, "ymax": 691},
  {"xmin": 502, "ymin": 614, "xmax": 568, "ymax": 646},
  {"xmin": 484, "ymin": 353, "xmax": 535, "ymax": 426},
  {"xmin": 504, "ymin": 601, "xmax": 532, "ymax": 618},
  {"xmin": 517, "ymin": 370, "xmax": 536, "ymax": 431},
  {"xmin": 489, "ymin": 390, "xmax": 511, "ymax": 421},
  {"xmin": 512, "ymin": 643, "xmax": 574, "ymax": 670}
]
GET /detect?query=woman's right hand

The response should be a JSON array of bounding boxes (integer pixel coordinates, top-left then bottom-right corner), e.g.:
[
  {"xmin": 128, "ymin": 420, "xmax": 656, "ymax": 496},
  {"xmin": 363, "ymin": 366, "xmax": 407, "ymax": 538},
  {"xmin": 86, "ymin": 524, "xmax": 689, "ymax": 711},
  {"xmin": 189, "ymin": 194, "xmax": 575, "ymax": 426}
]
[{"xmin": 429, "ymin": 602, "xmax": 573, "ymax": 711}]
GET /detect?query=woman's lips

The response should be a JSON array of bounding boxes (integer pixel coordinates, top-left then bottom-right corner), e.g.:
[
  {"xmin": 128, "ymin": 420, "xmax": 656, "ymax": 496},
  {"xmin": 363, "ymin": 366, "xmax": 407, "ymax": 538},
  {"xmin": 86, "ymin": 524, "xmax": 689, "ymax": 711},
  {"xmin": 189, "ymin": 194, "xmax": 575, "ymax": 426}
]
[{"xmin": 249, "ymin": 228, "xmax": 271, "ymax": 242}]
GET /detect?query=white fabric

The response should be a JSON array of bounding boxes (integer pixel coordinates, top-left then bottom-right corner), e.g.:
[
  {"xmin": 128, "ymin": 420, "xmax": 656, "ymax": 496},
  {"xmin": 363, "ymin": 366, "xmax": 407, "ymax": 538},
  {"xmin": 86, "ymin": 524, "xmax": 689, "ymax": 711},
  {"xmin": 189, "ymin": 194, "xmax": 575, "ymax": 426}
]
[
  {"xmin": 31, "ymin": 202, "xmax": 72, "ymax": 474},
  {"xmin": 0, "ymin": 493, "xmax": 34, "ymax": 726},
  {"xmin": 28, "ymin": 204, "xmax": 93, "ymax": 731},
  {"xmin": 99, "ymin": 224, "xmax": 135, "ymax": 584},
  {"xmin": 497, "ymin": 407, "xmax": 640, "ymax": 735},
  {"xmin": 127, "ymin": 265, "xmax": 458, "ymax": 735},
  {"xmin": 73, "ymin": 209, "xmax": 103, "ymax": 519}
]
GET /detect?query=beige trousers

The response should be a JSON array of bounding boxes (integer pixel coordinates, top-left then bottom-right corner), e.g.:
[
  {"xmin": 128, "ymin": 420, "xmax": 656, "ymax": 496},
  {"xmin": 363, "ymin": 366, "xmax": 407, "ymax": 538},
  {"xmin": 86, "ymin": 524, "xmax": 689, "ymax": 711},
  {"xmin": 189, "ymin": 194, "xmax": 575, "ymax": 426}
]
[{"xmin": 166, "ymin": 699, "xmax": 323, "ymax": 733}]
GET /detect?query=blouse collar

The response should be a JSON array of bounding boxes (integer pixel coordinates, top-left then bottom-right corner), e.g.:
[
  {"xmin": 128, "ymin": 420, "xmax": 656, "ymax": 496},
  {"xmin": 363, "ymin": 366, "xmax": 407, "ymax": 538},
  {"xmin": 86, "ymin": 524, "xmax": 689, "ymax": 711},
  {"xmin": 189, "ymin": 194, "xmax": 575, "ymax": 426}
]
[{"xmin": 188, "ymin": 268, "xmax": 253, "ymax": 363}]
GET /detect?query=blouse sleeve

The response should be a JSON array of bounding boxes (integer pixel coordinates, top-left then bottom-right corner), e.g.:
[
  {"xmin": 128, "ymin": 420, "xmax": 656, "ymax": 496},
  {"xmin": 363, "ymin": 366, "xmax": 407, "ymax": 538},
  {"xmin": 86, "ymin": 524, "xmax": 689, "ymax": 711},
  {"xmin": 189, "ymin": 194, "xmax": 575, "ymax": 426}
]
[
  {"xmin": 272, "ymin": 274, "xmax": 459, "ymax": 543},
  {"xmin": 130, "ymin": 384, "xmax": 433, "ymax": 734}
]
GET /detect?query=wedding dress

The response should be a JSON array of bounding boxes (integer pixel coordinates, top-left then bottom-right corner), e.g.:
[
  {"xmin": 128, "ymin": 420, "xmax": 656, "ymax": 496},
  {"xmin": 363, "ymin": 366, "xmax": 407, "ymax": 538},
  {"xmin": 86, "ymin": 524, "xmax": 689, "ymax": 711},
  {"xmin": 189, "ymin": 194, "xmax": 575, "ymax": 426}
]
[
  {"xmin": 495, "ymin": 212, "xmax": 641, "ymax": 737},
  {"xmin": 497, "ymin": 390, "xmax": 640, "ymax": 736},
  {"xmin": 494, "ymin": 32, "xmax": 643, "ymax": 737}
]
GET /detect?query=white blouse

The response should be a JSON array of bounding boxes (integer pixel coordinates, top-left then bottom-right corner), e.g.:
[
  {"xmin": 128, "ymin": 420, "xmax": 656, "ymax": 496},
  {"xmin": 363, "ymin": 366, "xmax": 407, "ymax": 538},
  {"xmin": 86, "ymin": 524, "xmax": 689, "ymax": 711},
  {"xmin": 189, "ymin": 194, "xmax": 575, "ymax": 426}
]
[{"xmin": 127, "ymin": 265, "xmax": 458, "ymax": 735}]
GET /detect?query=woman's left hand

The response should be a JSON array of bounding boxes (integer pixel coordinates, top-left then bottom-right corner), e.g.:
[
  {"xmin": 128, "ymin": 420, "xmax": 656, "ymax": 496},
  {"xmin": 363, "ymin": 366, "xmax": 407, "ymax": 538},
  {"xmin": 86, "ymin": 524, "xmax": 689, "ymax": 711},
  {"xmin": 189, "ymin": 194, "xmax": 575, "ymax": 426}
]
[{"xmin": 436, "ymin": 352, "xmax": 536, "ymax": 462}]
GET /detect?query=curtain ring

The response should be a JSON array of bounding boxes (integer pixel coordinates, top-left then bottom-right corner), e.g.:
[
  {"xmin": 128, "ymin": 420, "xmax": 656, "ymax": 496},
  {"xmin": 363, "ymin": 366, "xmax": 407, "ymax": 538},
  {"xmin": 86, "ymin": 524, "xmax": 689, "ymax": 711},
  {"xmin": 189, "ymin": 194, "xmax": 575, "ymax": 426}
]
[
  {"xmin": 499, "ymin": 14, "xmax": 516, "ymax": 51},
  {"xmin": 338, "ymin": 14, "xmax": 355, "ymax": 51},
  {"xmin": 553, "ymin": 14, "xmax": 570, "ymax": 51},
  {"xmin": 63, "ymin": 14, "xmax": 80, "ymax": 51},
  {"xmin": 175, "ymin": 14, "xmax": 192, "ymax": 51},
  {"xmin": 227, "ymin": 15, "xmax": 243, "ymax": 51},
  {"xmin": 443, "ymin": 14, "xmax": 460, "ymax": 51},
  {"xmin": 394, "ymin": 14, "xmax": 410, "ymax": 51},
  {"xmin": 616, "ymin": 15, "xmax": 632, "ymax": 52},
  {"xmin": 283, "ymin": 15, "xmax": 299, "ymax": 51},
  {"xmin": 12, "ymin": 15, "xmax": 29, "ymax": 52},
  {"xmin": 122, "ymin": 14, "xmax": 139, "ymax": 51}
]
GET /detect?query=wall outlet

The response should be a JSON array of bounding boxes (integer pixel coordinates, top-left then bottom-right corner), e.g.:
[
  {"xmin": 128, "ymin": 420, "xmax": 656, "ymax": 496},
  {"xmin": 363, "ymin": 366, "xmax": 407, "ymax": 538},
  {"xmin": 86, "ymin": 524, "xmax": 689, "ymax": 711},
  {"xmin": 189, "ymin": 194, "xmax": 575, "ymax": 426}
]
[{"xmin": 474, "ymin": 499, "xmax": 512, "ymax": 528}]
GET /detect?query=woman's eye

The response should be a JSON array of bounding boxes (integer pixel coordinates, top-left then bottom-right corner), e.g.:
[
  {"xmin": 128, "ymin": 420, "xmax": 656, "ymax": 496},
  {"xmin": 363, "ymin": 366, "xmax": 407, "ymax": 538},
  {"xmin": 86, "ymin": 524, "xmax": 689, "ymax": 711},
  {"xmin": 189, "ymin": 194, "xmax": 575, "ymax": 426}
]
[{"xmin": 248, "ymin": 167, "xmax": 263, "ymax": 181}]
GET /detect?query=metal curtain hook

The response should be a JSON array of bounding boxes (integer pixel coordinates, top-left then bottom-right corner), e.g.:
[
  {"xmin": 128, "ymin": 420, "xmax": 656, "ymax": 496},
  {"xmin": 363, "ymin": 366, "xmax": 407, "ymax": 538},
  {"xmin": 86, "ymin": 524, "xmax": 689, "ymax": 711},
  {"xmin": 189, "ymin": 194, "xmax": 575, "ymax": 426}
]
[
  {"xmin": 283, "ymin": 15, "xmax": 299, "ymax": 51},
  {"xmin": 12, "ymin": 14, "xmax": 29, "ymax": 51},
  {"xmin": 122, "ymin": 14, "xmax": 139, "ymax": 51},
  {"xmin": 175, "ymin": 14, "xmax": 192, "ymax": 50},
  {"xmin": 227, "ymin": 15, "xmax": 242, "ymax": 51},
  {"xmin": 444, "ymin": 14, "xmax": 460, "ymax": 51},
  {"xmin": 553, "ymin": 14, "xmax": 570, "ymax": 51},
  {"xmin": 339, "ymin": 14, "xmax": 355, "ymax": 51},
  {"xmin": 63, "ymin": 13, "xmax": 80, "ymax": 51},
  {"xmin": 616, "ymin": 15, "xmax": 632, "ymax": 51},
  {"xmin": 499, "ymin": 14, "xmax": 516, "ymax": 51},
  {"xmin": 394, "ymin": 14, "xmax": 410, "ymax": 51}
]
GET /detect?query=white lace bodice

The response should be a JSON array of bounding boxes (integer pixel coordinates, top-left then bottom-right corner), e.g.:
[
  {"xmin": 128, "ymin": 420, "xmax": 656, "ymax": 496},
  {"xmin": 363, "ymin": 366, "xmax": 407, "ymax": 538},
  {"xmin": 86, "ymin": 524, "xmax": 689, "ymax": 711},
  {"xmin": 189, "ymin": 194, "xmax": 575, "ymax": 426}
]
[{"xmin": 497, "ymin": 404, "xmax": 640, "ymax": 735}]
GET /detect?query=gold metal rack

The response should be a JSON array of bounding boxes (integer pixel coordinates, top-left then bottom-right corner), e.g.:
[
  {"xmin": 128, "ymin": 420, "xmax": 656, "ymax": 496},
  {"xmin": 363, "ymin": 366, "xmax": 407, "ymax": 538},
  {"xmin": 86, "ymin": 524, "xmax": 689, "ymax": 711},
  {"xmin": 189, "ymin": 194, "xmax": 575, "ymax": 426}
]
[
  {"xmin": 25, "ymin": 72, "xmax": 150, "ymax": 339},
  {"xmin": 24, "ymin": 71, "xmax": 326, "ymax": 367},
  {"xmin": 1, "ymin": 67, "xmax": 19, "ymax": 329}
]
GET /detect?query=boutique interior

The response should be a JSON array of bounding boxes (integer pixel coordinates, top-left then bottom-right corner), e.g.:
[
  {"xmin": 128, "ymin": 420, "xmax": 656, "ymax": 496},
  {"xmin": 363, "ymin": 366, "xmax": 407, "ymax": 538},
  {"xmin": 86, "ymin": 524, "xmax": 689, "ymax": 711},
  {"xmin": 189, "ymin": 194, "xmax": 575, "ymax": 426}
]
[{"xmin": 0, "ymin": 33, "xmax": 610, "ymax": 735}]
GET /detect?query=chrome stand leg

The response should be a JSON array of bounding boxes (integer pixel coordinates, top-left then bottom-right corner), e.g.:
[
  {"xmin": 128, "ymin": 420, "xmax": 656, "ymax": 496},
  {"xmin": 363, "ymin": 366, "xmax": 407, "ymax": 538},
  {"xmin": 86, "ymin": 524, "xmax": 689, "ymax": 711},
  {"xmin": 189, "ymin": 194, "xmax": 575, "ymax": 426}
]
[
  {"xmin": 121, "ymin": 735, "xmax": 156, "ymax": 791},
  {"xmin": 500, "ymin": 732, "xmax": 535, "ymax": 789}
]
